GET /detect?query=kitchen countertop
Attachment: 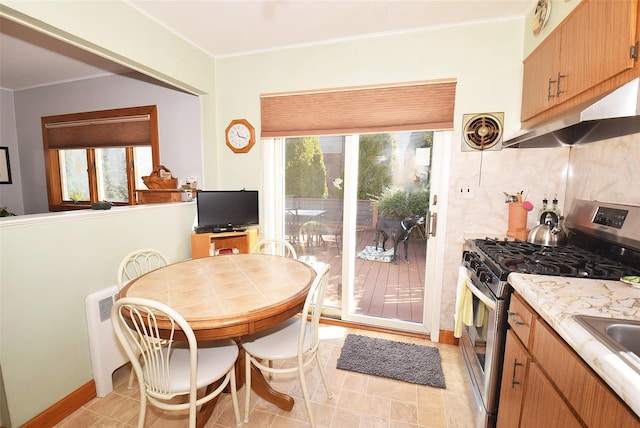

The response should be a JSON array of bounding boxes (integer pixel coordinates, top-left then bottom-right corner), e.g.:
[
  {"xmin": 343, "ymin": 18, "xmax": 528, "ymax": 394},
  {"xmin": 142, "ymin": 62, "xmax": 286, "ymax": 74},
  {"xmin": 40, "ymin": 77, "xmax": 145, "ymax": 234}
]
[{"xmin": 508, "ymin": 273, "xmax": 640, "ymax": 417}]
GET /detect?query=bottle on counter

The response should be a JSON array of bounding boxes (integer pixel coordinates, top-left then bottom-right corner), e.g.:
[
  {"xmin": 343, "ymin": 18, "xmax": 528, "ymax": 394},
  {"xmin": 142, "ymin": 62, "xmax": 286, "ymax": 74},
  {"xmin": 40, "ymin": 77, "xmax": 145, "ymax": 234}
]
[
  {"xmin": 551, "ymin": 195, "xmax": 560, "ymax": 217},
  {"xmin": 551, "ymin": 195, "xmax": 566, "ymax": 233},
  {"xmin": 538, "ymin": 195, "xmax": 549, "ymax": 224}
]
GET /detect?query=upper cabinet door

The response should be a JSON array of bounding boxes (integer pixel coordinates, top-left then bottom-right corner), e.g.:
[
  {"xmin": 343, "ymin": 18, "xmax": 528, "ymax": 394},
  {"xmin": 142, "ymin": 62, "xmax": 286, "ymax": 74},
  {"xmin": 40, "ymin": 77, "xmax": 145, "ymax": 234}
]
[
  {"xmin": 521, "ymin": 32, "xmax": 561, "ymax": 121},
  {"xmin": 521, "ymin": 0, "xmax": 638, "ymax": 124},
  {"xmin": 560, "ymin": 0, "xmax": 637, "ymax": 100}
]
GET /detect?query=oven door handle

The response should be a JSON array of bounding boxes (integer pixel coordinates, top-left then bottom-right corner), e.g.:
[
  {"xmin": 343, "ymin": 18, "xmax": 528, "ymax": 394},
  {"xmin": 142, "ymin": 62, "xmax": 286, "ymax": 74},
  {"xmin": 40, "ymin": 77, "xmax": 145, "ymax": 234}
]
[{"xmin": 465, "ymin": 278, "xmax": 497, "ymax": 311}]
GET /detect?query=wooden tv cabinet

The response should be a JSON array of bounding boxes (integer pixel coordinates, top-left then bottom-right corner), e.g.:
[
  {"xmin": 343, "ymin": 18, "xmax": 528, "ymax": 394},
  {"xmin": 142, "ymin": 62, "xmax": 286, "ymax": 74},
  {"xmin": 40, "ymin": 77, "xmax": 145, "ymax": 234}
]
[{"xmin": 191, "ymin": 229, "xmax": 259, "ymax": 259}]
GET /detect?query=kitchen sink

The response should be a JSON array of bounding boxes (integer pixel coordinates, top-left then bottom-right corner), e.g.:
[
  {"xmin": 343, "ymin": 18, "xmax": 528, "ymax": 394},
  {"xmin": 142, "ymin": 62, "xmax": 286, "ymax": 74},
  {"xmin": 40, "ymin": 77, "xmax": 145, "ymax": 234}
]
[{"xmin": 574, "ymin": 315, "xmax": 640, "ymax": 373}]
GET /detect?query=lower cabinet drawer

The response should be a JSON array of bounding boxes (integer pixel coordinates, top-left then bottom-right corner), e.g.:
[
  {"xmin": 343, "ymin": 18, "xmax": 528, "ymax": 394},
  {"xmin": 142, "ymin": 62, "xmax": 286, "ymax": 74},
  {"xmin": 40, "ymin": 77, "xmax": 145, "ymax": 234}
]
[{"xmin": 508, "ymin": 292, "xmax": 535, "ymax": 346}]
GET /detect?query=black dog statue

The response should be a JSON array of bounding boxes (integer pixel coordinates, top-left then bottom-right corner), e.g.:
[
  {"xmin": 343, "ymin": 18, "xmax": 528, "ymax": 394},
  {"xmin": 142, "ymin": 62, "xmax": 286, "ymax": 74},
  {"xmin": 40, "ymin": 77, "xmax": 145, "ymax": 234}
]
[{"xmin": 374, "ymin": 214, "xmax": 425, "ymax": 264}]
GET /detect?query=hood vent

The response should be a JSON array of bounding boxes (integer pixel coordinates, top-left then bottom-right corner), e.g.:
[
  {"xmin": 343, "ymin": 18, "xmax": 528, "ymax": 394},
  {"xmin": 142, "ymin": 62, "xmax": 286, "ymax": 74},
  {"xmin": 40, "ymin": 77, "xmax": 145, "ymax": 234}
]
[{"xmin": 504, "ymin": 78, "xmax": 640, "ymax": 148}]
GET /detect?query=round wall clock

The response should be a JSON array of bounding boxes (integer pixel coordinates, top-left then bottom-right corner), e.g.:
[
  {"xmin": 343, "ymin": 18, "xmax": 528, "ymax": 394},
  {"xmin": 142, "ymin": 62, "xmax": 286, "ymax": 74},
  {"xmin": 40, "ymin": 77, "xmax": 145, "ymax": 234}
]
[
  {"xmin": 225, "ymin": 119, "xmax": 255, "ymax": 153},
  {"xmin": 532, "ymin": 0, "xmax": 551, "ymax": 36}
]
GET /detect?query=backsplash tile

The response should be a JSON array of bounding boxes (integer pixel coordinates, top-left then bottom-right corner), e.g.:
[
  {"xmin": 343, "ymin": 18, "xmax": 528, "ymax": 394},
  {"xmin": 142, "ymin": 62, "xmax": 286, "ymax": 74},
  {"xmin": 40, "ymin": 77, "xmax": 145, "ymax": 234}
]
[{"xmin": 565, "ymin": 132, "xmax": 640, "ymax": 207}]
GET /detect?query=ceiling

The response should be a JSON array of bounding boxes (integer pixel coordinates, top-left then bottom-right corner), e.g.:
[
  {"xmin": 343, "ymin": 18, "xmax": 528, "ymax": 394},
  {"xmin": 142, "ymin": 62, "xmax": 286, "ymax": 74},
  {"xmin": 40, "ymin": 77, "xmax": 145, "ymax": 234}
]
[{"xmin": 1, "ymin": 0, "xmax": 534, "ymax": 91}]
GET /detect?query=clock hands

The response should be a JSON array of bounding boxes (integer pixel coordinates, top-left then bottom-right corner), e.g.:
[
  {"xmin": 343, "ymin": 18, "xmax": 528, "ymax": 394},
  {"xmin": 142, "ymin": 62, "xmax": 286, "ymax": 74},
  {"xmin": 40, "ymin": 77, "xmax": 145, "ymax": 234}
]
[{"xmin": 233, "ymin": 129, "xmax": 249, "ymax": 140}]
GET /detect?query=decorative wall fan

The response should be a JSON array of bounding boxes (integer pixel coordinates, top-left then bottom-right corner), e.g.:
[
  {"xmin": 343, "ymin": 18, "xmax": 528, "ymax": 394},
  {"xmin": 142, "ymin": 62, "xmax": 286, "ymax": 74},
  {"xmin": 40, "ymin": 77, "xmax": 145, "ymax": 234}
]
[{"xmin": 461, "ymin": 112, "xmax": 504, "ymax": 152}]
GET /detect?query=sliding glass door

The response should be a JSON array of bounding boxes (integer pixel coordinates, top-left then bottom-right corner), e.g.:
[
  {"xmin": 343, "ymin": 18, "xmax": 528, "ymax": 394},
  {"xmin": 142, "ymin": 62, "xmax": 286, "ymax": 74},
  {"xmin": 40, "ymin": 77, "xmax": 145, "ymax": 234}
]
[{"xmin": 265, "ymin": 130, "xmax": 446, "ymax": 335}]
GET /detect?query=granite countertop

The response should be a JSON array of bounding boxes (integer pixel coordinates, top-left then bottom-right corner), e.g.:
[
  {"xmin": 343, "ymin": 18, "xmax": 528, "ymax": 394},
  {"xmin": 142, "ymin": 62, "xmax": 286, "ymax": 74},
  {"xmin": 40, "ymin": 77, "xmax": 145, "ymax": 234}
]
[{"xmin": 508, "ymin": 273, "xmax": 640, "ymax": 417}]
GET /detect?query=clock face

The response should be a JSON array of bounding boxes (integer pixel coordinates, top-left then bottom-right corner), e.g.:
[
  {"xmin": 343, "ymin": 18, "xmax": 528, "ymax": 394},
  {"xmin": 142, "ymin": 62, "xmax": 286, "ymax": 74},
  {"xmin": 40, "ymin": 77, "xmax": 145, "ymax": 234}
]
[
  {"xmin": 225, "ymin": 119, "xmax": 255, "ymax": 153},
  {"xmin": 228, "ymin": 123, "xmax": 251, "ymax": 148}
]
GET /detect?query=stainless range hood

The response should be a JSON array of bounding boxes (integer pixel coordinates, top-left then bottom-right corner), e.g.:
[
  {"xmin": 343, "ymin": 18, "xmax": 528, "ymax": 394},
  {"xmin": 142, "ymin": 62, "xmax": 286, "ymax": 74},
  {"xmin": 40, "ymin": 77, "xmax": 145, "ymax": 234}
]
[{"xmin": 504, "ymin": 78, "xmax": 640, "ymax": 148}]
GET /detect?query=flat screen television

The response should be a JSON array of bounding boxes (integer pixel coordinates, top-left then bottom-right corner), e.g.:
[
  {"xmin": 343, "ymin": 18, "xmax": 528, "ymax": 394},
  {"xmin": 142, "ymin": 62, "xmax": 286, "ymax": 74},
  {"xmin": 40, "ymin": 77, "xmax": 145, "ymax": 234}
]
[{"xmin": 195, "ymin": 190, "xmax": 259, "ymax": 233}]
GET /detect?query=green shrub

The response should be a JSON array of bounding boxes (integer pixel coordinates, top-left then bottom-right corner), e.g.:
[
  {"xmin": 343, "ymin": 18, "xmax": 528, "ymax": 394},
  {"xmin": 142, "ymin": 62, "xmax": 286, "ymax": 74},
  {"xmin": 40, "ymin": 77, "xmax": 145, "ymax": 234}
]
[
  {"xmin": 357, "ymin": 133, "xmax": 395, "ymax": 200},
  {"xmin": 285, "ymin": 137, "xmax": 328, "ymax": 198},
  {"xmin": 373, "ymin": 188, "xmax": 429, "ymax": 219}
]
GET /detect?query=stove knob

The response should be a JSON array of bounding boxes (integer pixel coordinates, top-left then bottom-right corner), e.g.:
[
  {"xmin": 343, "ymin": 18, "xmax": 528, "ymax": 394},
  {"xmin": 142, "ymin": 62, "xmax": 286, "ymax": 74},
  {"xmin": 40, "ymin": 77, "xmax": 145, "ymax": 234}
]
[{"xmin": 479, "ymin": 270, "xmax": 493, "ymax": 284}]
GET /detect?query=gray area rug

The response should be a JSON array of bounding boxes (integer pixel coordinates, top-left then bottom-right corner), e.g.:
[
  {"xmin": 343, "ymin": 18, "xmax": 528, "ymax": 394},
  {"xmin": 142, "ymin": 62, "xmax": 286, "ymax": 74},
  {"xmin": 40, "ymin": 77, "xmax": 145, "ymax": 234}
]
[{"xmin": 336, "ymin": 334, "xmax": 446, "ymax": 389}]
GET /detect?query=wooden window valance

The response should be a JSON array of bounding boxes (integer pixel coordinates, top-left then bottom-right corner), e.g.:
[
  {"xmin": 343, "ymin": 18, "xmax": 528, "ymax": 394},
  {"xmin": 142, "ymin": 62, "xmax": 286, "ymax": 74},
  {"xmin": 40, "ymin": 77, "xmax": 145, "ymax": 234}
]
[
  {"xmin": 260, "ymin": 79, "xmax": 457, "ymax": 138},
  {"xmin": 42, "ymin": 105, "xmax": 158, "ymax": 150}
]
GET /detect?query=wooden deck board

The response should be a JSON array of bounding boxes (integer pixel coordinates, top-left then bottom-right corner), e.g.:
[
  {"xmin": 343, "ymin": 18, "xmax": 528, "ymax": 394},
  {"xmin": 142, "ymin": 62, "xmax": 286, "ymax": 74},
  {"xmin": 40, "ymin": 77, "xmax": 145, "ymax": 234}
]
[{"xmin": 293, "ymin": 228, "xmax": 426, "ymax": 323}]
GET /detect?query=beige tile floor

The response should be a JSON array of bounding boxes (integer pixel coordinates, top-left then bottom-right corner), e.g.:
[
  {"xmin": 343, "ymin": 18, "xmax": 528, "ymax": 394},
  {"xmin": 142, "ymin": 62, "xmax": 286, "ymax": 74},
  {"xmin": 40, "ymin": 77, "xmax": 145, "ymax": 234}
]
[{"xmin": 55, "ymin": 325, "xmax": 475, "ymax": 428}]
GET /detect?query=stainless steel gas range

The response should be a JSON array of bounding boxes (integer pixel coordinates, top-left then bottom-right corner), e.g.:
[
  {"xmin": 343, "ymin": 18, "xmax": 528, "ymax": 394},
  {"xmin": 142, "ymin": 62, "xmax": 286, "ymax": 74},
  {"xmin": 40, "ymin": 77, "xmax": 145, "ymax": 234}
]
[{"xmin": 459, "ymin": 199, "xmax": 640, "ymax": 428}]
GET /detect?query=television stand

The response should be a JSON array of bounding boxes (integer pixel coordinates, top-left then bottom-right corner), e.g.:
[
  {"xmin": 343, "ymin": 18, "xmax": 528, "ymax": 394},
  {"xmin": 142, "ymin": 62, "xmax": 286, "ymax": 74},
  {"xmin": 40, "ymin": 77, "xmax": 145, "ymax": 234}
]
[{"xmin": 191, "ymin": 229, "xmax": 258, "ymax": 259}]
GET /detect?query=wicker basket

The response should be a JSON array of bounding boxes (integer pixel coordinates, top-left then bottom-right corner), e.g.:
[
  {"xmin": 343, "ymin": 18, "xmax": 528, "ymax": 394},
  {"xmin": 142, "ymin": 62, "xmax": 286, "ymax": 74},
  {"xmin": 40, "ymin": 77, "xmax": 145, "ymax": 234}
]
[{"xmin": 142, "ymin": 165, "xmax": 178, "ymax": 189}]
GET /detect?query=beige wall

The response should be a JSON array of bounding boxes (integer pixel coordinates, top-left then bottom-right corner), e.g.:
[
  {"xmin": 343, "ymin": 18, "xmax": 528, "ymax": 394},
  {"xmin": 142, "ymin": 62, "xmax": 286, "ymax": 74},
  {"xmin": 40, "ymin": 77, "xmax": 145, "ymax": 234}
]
[{"xmin": 0, "ymin": 204, "xmax": 197, "ymax": 426}]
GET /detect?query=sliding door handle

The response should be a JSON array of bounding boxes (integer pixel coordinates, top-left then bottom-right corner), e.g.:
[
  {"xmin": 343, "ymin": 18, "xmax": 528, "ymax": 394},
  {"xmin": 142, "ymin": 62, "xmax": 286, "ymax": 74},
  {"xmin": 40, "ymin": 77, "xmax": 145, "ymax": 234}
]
[{"xmin": 427, "ymin": 210, "xmax": 437, "ymax": 237}]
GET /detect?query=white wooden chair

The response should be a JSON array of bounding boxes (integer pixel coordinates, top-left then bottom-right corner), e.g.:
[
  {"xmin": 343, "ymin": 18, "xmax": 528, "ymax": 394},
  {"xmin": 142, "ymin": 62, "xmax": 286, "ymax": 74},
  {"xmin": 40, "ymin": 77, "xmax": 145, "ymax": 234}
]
[
  {"xmin": 111, "ymin": 297, "xmax": 241, "ymax": 428},
  {"xmin": 242, "ymin": 264, "xmax": 333, "ymax": 427},
  {"xmin": 251, "ymin": 238, "xmax": 297, "ymax": 259}
]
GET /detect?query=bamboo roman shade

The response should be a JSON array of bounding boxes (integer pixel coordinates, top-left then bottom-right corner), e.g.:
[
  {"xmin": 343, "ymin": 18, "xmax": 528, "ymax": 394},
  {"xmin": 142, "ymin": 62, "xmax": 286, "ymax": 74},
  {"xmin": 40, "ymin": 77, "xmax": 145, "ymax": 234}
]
[
  {"xmin": 42, "ymin": 105, "xmax": 157, "ymax": 150},
  {"xmin": 260, "ymin": 79, "xmax": 457, "ymax": 138}
]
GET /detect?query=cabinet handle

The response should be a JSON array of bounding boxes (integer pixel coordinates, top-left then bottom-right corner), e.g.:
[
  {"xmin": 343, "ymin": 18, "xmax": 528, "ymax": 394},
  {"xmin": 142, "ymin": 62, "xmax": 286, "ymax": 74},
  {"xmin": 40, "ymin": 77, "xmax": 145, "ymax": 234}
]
[
  {"xmin": 511, "ymin": 359, "xmax": 523, "ymax": 388},
  {"xmin": 556, "ymin": 72, "xmax": 566, "ymax": 97},
  {"xmin": 507, "ymin": 310, "xmax": 524, "ymax": 326},
  {"xmin": 547, "ymin": 77, "xmax": 557, "ymax": 100}
]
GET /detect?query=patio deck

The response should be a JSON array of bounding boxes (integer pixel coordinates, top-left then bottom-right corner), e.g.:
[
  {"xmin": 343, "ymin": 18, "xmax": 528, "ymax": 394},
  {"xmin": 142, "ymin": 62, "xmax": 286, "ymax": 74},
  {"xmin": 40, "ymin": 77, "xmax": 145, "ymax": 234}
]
[{"xmin": 293, "ymin": 228, "xmax": 426, "ymax": 323}]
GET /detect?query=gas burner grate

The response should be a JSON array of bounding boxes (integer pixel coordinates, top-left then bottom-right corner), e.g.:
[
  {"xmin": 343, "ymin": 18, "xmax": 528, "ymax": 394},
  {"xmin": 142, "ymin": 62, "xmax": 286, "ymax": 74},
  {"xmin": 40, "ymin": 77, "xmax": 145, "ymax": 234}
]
[{"xmin": 471, "ymin": 239, "xmax": 640, "ymax": 280}]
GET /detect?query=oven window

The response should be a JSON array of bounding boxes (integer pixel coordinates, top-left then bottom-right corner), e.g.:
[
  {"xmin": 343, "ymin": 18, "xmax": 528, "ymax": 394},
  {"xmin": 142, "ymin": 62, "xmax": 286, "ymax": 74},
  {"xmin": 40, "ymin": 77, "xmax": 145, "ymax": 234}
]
[{"xmin": 468, "ymin": 292, "xmax": 491, "ymax": 372}]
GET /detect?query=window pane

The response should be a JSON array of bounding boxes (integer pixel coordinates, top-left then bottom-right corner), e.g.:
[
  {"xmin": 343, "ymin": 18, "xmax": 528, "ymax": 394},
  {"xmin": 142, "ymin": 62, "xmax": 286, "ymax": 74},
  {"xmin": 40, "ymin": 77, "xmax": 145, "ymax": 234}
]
[
  {"xmin": 96, "ymin": 148, "xmax": 128, "ymax": 202},
  {"xmin": 134, "ymin": 146, "xmax": 153, "ymax": 190},
  {"xmin": 60, "ymin": 149, "xmax": 89, "ymax": 202}
]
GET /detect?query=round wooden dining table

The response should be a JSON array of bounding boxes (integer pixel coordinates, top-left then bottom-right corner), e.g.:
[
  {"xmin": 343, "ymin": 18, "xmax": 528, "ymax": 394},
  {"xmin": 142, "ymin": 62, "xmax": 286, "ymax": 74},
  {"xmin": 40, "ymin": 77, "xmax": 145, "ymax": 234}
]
[{"xmin": 119, "ymin": 253, "xmax": 316, "ymax": 426}]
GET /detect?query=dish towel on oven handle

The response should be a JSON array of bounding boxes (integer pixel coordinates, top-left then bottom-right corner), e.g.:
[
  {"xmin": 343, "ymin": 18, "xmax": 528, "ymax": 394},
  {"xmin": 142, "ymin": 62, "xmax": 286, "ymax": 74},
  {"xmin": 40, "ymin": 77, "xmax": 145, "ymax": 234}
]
[{"xmin": 454, "ymin": 266, "xmax": 475, "ymax": 338}]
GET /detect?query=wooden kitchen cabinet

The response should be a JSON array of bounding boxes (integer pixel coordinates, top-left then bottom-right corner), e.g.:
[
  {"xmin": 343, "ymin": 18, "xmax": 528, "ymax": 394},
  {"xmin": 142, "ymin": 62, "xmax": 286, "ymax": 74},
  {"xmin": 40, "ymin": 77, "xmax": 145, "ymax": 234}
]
[
  {"xmin": 498, "ymin": 295, "xmax": 578, "ymax": 428},
  {"xmin": 532, "ymin": 319, "xmax": 640, "ymax": 428},
  {"xmin": 519, "ymin": 363, "xmax": 582, "ymax": 428},
  {"xmin": 497, "ymin": 292, "xmax": 640, "ymax": 427},
  {"xmin": 497, "ymin": 329, "xmax": 531, "ymax": 428},
  {"xmin": 521, "ymin": 29, "xmax": 562, "ymax": 121},
  {"xmin": 521, "ymin": 0, "xmax": 638, "ymax": 125},
  {"xmin": 498, "ymin": 294, "xmax": 581, "ymax": 427}
]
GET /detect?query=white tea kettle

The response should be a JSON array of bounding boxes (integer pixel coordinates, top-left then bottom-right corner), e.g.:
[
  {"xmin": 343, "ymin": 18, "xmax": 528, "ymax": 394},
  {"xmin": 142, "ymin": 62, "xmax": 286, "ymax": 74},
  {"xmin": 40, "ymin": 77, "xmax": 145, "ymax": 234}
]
[{"xmin": 527, "ymin": 211, "xmax": 568, "ymax": 246}]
